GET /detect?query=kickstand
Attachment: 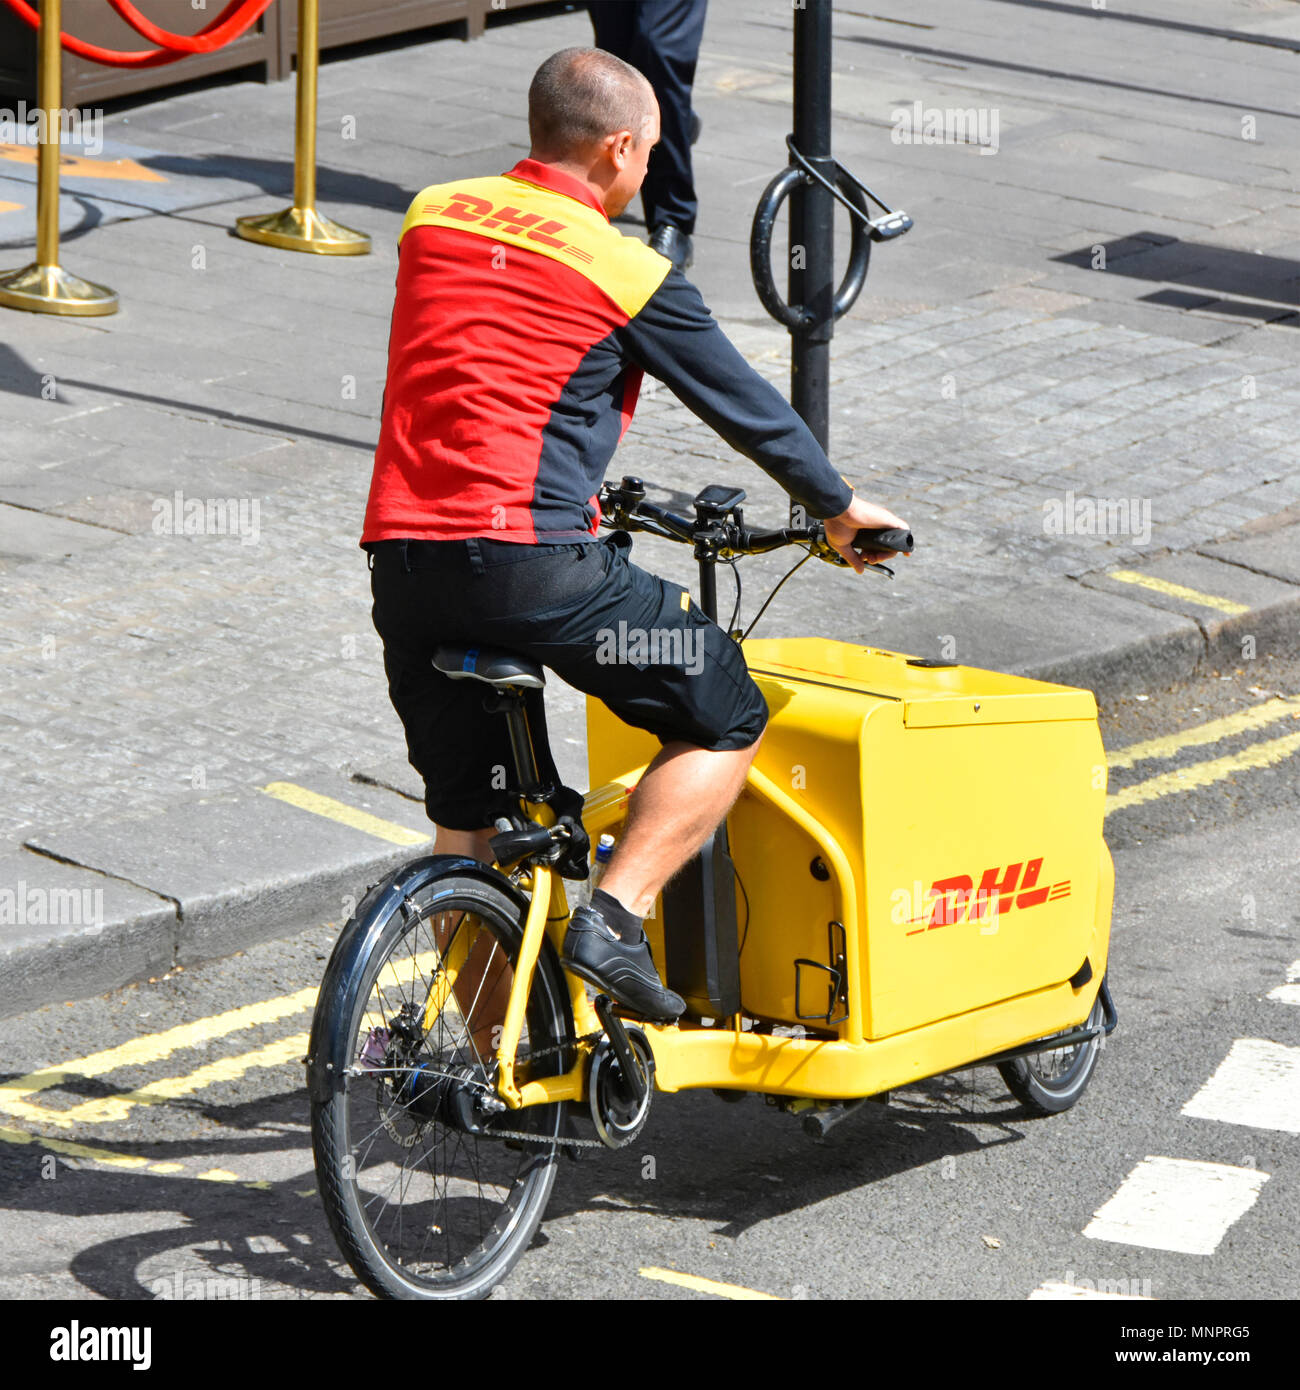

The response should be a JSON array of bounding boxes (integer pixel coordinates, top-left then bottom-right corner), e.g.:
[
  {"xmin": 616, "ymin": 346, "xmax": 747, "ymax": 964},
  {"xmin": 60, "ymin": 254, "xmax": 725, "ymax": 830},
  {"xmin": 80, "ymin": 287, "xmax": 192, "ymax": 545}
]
[{"xmin": 802, "ymin": 1097, "xmax": 868, "ymax": 1139}]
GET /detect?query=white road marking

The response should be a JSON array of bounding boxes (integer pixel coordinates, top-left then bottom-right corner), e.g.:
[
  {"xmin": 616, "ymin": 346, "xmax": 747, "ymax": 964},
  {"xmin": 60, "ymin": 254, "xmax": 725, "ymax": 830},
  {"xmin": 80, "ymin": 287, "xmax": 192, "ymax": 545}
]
[
  {"xmin": 1181, "ymin": 1038, "xmax": 1300, "ymax": 1134},
  {"xmin": 1029, "ymin": 1281, "xmax": 1152, "ymax": 1300},
  {"xmin": 1083, "ymin": 1156, "xmax": 1269, "ymax": 1256},
  {"xmin": 1267, "ymin": 960, "xmax": 1300, "ymax": 1007}
]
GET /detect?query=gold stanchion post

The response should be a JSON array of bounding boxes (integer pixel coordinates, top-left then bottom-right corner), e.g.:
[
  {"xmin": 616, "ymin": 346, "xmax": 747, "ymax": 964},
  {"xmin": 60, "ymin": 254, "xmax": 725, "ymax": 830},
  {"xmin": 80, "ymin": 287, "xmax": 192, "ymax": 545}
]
[
  {"xmin": 235, "ymin": 0, "xmax": 369, "ymax": 254},
  {"xmin": 0, "ymin": 0, "xmax": 118, "ymax": 314}
]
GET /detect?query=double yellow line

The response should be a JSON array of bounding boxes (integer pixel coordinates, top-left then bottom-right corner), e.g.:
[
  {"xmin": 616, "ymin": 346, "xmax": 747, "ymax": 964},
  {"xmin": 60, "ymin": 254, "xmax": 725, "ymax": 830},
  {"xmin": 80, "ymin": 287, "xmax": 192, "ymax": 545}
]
[
  {"xmin": 0, "ymin": 783, "xmax": 433, "ymax": 1166},
  {"xmin": 0, "ymin": 987, "xmax": 319, "ymax": 1181},
  {"xmin": 1107, "ymin": 696, "xmax": 1300, "ymax": 812}
]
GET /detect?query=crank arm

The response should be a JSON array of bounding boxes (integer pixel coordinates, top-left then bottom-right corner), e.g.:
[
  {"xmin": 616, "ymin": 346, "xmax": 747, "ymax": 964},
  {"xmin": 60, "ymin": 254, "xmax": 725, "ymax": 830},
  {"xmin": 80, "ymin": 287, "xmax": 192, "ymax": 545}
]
[{"xmin": 593, "ymin": 993, "xmax": 649, "ymax": 1105}]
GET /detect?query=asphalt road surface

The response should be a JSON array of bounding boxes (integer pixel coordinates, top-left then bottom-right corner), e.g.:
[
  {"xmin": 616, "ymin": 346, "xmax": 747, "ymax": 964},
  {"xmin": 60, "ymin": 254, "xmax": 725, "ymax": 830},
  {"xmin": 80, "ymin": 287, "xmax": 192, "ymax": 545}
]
[{"xmin": 1, "ymin": 651, "xmax": 1296, "ymax": 1320}]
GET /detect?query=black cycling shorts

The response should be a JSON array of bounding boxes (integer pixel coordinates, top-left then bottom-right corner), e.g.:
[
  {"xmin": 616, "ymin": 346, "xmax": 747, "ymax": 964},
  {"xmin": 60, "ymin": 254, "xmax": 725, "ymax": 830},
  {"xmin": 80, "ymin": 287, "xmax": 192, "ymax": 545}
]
[{"xmin": 367, "ymin": 532, "xmax": 769, "ymax": 830}]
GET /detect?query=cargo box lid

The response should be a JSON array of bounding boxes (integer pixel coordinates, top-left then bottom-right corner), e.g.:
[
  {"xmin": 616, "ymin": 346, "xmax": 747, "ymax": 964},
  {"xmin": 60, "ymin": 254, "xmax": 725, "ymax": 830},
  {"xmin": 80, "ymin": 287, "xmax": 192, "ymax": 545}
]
[{"xmin": 744, "ymin": 638, "xmax": 1097, "ymax": 727}]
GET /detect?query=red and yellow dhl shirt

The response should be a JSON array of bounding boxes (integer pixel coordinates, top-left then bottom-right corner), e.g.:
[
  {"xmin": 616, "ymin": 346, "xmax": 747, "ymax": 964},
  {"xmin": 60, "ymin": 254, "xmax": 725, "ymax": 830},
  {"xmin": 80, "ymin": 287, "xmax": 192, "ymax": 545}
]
[{"xmin": 361, "ymin": 158, "xmax": 852, "ymax": 546}]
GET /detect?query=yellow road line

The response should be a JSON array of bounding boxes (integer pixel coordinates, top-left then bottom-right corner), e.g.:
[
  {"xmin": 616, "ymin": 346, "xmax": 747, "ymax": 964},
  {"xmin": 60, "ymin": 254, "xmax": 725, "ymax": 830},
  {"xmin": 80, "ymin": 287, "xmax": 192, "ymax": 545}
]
[
  {"xmin": 0, "ymin": 1123, "xmax": 151, "ymax": 1170},
  {"xmin": 2, "ymin": 941, "xmax": 441, "ymax": 1131},
  {"xmin": 3, "ymin": 986, "xmax": 316, "ymax": 1091},
  {"xmin": 57, "ymin": 1033, "xmax": 310, "ymax": 1127},
  {"xmin": 0, "ymin": 1123, "xmax": 264, "ymax": 1190},
  {"xmin": 1108, "ymin": 697, "xmax": 1300, "ymax": 770},
  {"xmin": 0, "ymin": 986, "xmax": 317, "ymax": 1128},
  {"xmin": 262, "ymin": 781, "xmax": 431, "ymax": 846},
  {"xmin": 639, "ymin": 1267, "xmax": 781, "ymax": 1300},
  {"xmin": 1107, "ymin": 570, "xmax": 1249, "ymax": 615},
  {"xmin": 1107, "ymin": 728, "xmax": 1300, "ymax": 812}
]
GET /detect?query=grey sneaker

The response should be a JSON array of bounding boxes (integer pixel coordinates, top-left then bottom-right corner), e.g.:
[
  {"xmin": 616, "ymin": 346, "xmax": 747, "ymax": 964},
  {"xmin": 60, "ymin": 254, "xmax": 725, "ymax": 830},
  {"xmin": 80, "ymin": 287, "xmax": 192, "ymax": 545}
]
[{"xmin": 562, "ymin": 905, "xmax": 685, "ymax": 1021}]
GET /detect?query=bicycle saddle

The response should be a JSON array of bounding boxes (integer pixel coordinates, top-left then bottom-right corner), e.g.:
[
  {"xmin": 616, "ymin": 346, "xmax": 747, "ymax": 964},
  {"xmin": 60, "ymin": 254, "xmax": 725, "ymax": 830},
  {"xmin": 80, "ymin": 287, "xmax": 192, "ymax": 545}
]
[{"xmin": 433, "ymin": 645, "xmax": 545, "ymax": 690}]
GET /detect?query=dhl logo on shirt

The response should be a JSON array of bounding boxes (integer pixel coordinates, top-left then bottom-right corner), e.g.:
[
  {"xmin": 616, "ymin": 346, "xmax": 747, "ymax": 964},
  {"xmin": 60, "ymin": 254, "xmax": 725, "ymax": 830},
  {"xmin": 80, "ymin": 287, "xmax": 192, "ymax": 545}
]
[
  {"xmin": 399, "ymin": 173, "xmax": 669, "ymax": 317},
  {"xmin": 419, "ymin": 192, "xmax": 595, "ymax": 264}
]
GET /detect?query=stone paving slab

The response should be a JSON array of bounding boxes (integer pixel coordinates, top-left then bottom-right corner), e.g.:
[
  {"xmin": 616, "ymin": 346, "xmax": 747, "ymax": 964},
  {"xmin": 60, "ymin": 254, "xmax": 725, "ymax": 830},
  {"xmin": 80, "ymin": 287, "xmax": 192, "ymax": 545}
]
[
  {"xmin": 1199, "ymin": 522, "xmax": 1300, "ymax": 588},
  {"xmin": 1078, "ymin": 544, "xmax": 1300, "ymax": 665},
  {"xmin": 0, "ymin": 850, "xmax": 175, "ymax": 1019},
  {"xmin": 0, "ymin": 502, "xmax": 120, "ymax": 563},
  {"xmin": 21, "ymin": 780, "xmax": 429, "ymax": 990},
  {"xmin": 839, "ymin": 576, "xmax": 1207, "ymax": 699}
]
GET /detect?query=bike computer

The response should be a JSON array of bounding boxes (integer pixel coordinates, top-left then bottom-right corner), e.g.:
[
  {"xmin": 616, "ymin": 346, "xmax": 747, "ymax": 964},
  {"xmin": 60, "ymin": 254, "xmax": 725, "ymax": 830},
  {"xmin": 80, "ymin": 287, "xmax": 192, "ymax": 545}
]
[{"xmin": 693, "ymin": 484, "xmax": 746, "ymax": 518}]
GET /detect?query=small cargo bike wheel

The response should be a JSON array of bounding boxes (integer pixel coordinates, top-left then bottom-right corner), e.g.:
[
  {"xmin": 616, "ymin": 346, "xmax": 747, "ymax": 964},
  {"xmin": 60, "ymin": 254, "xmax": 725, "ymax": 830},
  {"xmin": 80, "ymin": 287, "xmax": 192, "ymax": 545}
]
[{"xmin": 997, "ymin": 989, "xmax": 1106, "ymax": 1117}]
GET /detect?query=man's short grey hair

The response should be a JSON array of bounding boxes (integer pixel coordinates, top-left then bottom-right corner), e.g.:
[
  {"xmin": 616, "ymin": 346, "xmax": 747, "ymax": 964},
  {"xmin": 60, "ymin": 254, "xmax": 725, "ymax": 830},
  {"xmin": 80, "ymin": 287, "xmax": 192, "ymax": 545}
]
[{"xmin": 528, "ymin": 47, "xmax": 655, "ymax": 157}]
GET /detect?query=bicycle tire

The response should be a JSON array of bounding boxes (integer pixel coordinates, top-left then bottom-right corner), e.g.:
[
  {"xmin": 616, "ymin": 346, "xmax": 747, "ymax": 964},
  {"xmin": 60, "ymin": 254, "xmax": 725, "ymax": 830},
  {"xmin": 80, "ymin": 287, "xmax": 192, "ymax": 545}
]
[
  {"xmin": 997, "ymin": 989, "xmax": 1105, "ymax": 1117},
  {"xmin": 309, "ymin": 860, "xmax": 573, "ymax": 1300}
]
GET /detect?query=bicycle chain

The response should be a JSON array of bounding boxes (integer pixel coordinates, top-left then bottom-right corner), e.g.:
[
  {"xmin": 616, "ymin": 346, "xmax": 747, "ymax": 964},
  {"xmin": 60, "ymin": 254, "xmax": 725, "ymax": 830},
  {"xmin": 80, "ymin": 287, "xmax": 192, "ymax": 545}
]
[
  {"xmin": 477, "ymin": 1030, "xmax": 610, "ymax": 1151},
  {"xmin": 355, "ymin": 1031, "xmax": 613, "ymax": 1151}
]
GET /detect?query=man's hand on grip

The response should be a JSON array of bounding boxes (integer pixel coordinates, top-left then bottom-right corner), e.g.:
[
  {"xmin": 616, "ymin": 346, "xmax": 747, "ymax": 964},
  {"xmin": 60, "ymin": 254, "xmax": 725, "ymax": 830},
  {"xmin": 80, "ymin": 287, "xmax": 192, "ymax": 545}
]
[{"xmin": 824, "ymin": 495, "xmax": 910, "ymax": 574}]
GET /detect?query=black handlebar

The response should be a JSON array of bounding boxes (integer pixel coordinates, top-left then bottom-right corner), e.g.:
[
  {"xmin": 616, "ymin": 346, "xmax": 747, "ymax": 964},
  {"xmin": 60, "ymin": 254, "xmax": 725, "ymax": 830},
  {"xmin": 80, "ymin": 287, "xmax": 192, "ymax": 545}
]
[
  {"xmin": 597, "ymin": 477, "xmax": 911, "ymax": 630},
  {"xmin": 598, "ymin": 477, "xmax": 914, "ymax": 565},
  {"xmin": 853, "ymin": 526, "xmax": 913, "ymax": 556}
]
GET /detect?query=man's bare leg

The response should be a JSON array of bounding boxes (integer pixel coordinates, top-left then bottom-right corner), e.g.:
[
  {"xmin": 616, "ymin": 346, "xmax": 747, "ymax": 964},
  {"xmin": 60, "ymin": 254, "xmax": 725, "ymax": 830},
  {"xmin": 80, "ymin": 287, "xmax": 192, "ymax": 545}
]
[
  {"xmin": 596, "ymin": 738, "xmax": 760, "ymax": 918},
  {"xmin": 430, "ymin": 824, "xmax": 507, "ymax": 1062},
  {"xmin": 434, "ymin": 826, "xmax": 494, "ymax": 863}
]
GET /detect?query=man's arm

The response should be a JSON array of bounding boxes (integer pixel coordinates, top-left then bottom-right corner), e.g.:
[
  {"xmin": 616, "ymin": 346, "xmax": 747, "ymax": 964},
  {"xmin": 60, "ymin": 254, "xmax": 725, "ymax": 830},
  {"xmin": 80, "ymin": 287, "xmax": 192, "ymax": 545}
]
[{"xmin": 616, "ymin": 268, "xmax": 854, "ymax": 521}]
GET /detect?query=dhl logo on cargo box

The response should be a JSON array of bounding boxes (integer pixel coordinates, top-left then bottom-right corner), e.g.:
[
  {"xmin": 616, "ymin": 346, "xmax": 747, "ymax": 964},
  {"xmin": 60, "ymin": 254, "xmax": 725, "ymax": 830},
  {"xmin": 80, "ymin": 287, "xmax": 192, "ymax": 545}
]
[{"xmin": 895, "ymin": 857, "xmax": 1071, "ymax": 935}]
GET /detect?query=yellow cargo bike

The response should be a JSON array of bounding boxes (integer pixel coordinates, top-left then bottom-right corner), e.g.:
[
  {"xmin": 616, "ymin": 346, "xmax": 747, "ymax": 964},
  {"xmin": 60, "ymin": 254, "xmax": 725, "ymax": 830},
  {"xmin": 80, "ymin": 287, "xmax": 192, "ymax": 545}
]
[{"xmin": 306, "ymin": 477, "xmax": 1117, "ymax": 1300}]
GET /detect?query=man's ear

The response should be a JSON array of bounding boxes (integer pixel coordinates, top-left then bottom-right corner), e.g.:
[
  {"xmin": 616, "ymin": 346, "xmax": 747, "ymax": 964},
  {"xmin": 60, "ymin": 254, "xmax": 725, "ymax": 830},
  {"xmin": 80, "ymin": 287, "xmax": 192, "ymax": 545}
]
[{"xmin": 608, "ymin": 129, "xmax": 634, "ymax": 169}]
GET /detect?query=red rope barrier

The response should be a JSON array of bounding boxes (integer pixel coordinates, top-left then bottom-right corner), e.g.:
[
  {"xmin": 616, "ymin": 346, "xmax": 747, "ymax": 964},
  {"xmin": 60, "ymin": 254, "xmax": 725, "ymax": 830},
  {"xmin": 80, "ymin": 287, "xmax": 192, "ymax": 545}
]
[
  {"xmin": 0, "ymin": 0, "xmax": 274, "ymax": 69},
  {"xmin": 106, "ymin": 0, "xmax": 276, "ymax": 55}
]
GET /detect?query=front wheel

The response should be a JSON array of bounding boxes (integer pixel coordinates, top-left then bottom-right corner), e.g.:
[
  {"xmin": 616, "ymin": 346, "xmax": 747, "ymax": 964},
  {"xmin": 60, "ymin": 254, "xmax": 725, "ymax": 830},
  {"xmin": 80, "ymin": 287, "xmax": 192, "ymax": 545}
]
[
  {"xmin": 309, "ymin": 863, "xmax": 574, "ymax": 1299},
  {"xmin": 997, "ymin": 988, "xmax": 1106, "ymax": 1116}
]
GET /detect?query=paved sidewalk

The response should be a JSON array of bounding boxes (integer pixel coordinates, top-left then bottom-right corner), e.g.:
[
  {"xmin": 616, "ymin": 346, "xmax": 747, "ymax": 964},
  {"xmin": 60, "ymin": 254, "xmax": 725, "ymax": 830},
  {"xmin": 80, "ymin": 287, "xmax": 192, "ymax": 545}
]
[{"xmin": 1, "ymin": 0, "xmax": 1298, "ymax": 1014}]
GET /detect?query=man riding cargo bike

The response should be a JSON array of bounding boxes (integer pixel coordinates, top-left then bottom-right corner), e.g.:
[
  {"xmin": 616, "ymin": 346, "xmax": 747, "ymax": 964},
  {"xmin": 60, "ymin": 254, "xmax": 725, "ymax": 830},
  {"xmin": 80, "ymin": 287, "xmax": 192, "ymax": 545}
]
[
  {"xmin": 360, "ymin": 47, "xmax": 908, "ymax": 1019},
  {"xmin": 308, "ymin": 44, "xmax": 1114, "ymax": 1301}
]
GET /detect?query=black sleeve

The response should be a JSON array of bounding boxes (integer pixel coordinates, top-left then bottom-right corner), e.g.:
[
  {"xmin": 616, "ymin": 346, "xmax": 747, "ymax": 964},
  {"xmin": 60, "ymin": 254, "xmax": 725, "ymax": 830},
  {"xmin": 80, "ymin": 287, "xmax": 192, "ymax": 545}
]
[{"xmin": 615, "ymin": 269, "xmax": 855, "ymax": 521}]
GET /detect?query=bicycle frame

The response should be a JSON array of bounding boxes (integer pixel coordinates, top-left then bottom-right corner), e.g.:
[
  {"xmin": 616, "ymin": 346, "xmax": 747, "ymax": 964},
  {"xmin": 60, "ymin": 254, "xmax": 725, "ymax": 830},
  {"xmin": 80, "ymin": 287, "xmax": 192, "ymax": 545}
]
[
  {"xmin": 485, "ymin": 479, "xmax": 1112, "ymax": 1114},
  {"xmin": 490, "ymin": 777, "xmax": 639, "ymax": 1111}
]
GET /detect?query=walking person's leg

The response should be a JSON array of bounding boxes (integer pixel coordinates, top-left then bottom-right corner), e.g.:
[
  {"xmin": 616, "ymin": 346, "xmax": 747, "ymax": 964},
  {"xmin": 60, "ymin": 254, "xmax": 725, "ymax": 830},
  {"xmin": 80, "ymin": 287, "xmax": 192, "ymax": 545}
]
[
  {"xmin": 589, "ymin": 0, "xmax": 707, "ymax": 265},
  {"xmin": 623, "ymin": 0, "xmax": 707, "ymax": 240}
]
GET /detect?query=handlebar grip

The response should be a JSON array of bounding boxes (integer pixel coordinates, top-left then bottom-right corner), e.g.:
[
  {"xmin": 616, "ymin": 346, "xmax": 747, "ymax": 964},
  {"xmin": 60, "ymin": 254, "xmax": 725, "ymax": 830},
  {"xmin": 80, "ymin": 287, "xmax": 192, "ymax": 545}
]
[{"xmin": 854, "ymin": 527, "xmax": 913, "ymax": 555}]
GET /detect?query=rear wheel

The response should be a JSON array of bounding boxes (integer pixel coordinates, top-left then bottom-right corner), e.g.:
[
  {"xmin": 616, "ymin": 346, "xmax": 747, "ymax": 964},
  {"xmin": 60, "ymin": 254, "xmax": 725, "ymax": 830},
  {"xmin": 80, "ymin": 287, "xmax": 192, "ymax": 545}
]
[
  {"xmin": 310, "ymin": 869, "xmax": 572, "ymax": 1299},
  {"xmin": 997, "ymin": 989, "xmax": 1105, "ymax": 1116}
]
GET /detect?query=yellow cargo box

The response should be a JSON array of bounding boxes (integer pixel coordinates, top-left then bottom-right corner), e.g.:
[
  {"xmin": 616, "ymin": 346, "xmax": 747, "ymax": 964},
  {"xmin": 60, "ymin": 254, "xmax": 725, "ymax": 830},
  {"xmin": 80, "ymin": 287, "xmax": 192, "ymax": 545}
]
[{"xmin": 587, "ymin": 636, "xmax": 1112, "ymax": 1044}]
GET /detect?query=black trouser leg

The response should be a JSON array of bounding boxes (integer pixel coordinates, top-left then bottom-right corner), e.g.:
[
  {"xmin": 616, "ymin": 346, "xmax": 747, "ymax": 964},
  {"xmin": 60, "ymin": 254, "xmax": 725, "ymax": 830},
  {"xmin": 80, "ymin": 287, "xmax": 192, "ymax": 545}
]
[{"xmin": 590, "ymin": 0, "xmax": 707, "ymax": 235}]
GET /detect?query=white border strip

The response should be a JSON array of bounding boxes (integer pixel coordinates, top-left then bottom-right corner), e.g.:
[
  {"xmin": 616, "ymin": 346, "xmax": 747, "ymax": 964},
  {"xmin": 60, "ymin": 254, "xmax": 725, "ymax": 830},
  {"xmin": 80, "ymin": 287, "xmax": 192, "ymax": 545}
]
[
  {"xmin": 1083, "ymin": 1156, "xmax": 1268, "ymax": 1255},
  {"xmin": 1182, "ymin": 1038, "xmax": 1300, "ymax": 1134}
]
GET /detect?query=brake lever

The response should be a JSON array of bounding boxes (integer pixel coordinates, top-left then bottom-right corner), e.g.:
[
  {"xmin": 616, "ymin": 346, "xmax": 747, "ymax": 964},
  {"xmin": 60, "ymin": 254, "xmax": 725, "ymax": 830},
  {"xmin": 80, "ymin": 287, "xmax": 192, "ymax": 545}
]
[{"xmin": 806, "ymin": 527, "xmax": 900, "ymax": 577}]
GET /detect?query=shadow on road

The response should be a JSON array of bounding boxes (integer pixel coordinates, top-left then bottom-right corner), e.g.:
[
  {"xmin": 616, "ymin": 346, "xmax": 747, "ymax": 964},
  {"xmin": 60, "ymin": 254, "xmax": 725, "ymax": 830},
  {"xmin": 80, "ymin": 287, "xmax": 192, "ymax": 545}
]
[
  {"xmin": 1052, "ymin": 234, "xmax": 1300, "ymax": 326},
  {"xmin": 0, "ymin": 1068, "xmax": 1033, "ymax": 1299}
]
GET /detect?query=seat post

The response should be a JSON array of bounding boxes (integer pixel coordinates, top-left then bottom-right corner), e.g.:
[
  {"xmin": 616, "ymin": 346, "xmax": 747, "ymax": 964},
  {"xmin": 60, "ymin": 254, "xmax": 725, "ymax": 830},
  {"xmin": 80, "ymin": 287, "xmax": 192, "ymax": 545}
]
[{"xmin": 498, "ymin": 689, "xmax": 544, "ymax": 801}]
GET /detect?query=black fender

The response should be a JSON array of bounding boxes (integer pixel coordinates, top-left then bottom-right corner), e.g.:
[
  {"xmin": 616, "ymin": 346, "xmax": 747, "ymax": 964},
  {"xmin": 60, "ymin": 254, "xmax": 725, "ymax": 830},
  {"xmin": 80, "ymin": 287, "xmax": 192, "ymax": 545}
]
[{"xmin": 305, "ymin": 855, "xmax": 533, "ymax": 1103}]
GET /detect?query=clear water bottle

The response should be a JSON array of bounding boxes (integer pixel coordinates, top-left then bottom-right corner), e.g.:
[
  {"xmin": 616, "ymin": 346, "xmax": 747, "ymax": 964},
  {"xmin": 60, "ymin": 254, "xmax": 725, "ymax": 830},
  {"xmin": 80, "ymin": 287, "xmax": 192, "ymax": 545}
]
[
  {"xmin": 591, "ymin": 834, "xmax": 616, "ymax": 892},
  {"xmin": 572, "ymin": 833, "xmax": 616, "ymax": 913}
]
